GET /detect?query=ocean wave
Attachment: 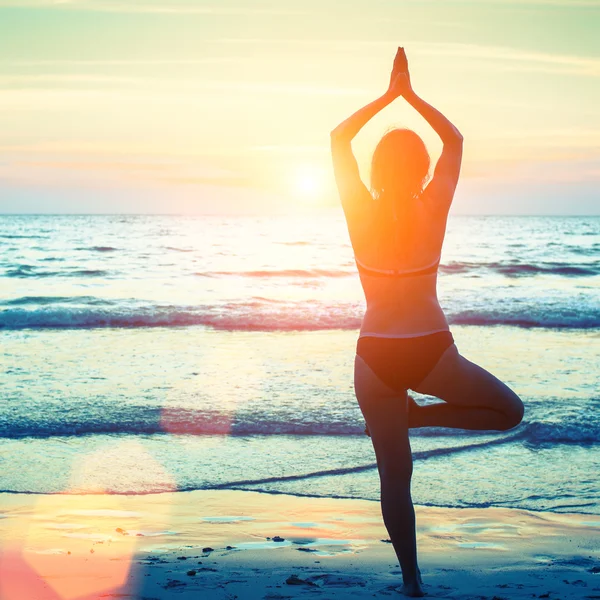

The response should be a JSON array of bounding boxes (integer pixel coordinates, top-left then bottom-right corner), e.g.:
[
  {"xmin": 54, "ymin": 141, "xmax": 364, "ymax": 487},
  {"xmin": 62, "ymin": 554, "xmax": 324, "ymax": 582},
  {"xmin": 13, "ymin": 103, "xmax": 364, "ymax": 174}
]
[
  {"xmin": 196, "ymin": 268, "xmax": 354, "ymax": 278},
  {"xmin": 86, "ymin": 246, "xmax": 118, "ymax": 252},
  {"xmin": 415, "ymin": 419, "xmax": 600, "ymax": 445},
  {"xmin": 520, "ymin": 421, "xmax": 600, "ymax": 444},
  {"xmin": 0, "ymin": 234, "xmax": 45, "ymax": 239},
  {"xmin": 440, "ymin": 261, "xmax": 600, "ymax": 277},
  {"xmin": 1, "ymin": 302, "xmax": 599, "ymax": 331},
  {"xmin": 188, "ymin": 436, "xmax": 524, "ymax": 494},
  {"xmin": 164, "ymin": 246, "xmax": 194, "ymax": 252},
  {"xmin": 0, "ymin": 296, "xmax": 600, "ymax": 331},
  {"xmin": 2, "ymin": 260, "xmax": 598, "ymax": 281},
  {"xmin": 4, "ymin": 265, "xmax": 38, "ymax": 277},
  {"xmin": 449, "ymin": 310, "xmax": 600, "ymax": 329},
  {"xmin": 4, "ymin": 266, "xmax": 111, "ymax": 278},
  {"xmin": 0, "ymin": 296, "xmax": 109, "ymax": 307},
  {"xmin": 189, "ymin": 261, "xmax": 600, "ymax": 278},
  {"xmin": 204, "ymin": 434, "xmax": 526, "ymax": 493},
  {"xmin": 0, "ymin": 410, "xmax": 596, "ymax": 445}
]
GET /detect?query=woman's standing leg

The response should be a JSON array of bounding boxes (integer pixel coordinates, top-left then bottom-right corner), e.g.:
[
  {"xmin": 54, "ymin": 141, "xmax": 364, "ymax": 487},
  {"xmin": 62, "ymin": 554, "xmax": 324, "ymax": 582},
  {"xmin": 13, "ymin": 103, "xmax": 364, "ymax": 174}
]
[{"xmin": 354, "ymin": 353, "xmax": 424, "ymax": 597}]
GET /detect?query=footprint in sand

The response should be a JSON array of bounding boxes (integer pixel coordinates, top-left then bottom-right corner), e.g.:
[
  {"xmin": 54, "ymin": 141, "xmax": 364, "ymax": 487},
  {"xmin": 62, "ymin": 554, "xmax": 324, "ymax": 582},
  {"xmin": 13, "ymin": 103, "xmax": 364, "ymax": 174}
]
[{"xmin": 306, "ymin": 573, "xmax": 366, "ymax": 587}]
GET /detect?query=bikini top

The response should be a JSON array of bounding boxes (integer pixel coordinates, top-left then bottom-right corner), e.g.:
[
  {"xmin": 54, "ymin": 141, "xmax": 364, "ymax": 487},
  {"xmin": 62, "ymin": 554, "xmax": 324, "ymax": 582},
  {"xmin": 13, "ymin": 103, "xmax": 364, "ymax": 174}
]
[{"xmin": 355, "ymin": 255, "xmax": 441, "ymax": 278}]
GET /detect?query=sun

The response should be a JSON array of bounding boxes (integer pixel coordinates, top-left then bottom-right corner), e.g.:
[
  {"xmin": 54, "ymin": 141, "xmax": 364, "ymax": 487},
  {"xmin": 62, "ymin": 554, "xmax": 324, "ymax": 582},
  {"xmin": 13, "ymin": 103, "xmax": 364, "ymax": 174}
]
[{"xmin": 290, "ymin": 165, "xmax": 326, "ymax": 202}]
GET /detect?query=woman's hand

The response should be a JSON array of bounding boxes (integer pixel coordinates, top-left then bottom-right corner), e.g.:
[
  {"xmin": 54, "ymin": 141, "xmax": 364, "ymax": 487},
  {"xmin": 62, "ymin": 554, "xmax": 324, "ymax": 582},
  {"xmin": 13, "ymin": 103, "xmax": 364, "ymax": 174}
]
[
  {"xmin": 385, "ymin": 47, "xmax": 413, "ymax": 99},
  {"xmin": 393, "ymin": 46, "xmax": 409, "ymax": 75},
  {"xmin": 387, "ymin": 72, "xmax": 413, "ymax": 99},
  {"xmin": 330, "ymin": 46, "xmax": 411, "ymax": 144}
]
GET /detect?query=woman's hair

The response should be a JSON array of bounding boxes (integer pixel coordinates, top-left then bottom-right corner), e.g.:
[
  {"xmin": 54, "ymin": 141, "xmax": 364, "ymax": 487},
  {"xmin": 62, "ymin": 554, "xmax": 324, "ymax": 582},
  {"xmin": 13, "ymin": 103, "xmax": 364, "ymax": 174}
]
[{"xmin": 370, "ymin": 128, "xmax": 431, "ymax": 205}]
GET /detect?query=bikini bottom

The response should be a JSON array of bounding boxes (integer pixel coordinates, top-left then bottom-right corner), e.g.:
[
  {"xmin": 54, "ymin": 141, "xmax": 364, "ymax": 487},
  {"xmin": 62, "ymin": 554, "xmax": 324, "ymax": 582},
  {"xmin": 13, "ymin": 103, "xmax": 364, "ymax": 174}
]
[{"xmin": 356, "ymin": 331, "xmax": 454, "ymax": 392}]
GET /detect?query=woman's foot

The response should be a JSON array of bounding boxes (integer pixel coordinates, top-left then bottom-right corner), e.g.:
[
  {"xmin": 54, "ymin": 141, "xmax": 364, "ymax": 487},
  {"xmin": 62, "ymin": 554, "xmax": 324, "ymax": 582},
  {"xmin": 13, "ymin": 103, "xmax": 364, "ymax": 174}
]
[
  {"xmin": 400, "ymin": 580, "xmax": 425, "ymax": 597},
  {"xmin": 364, "ymin": 395, "xmax": 419, "ymax": 436}
]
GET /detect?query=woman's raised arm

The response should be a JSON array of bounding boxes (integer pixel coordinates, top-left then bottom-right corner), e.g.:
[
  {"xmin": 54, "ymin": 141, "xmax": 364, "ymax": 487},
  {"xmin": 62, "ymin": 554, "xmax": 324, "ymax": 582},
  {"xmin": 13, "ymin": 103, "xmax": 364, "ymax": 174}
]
[
  {"xmin": 330, "ymin": 93, "xmax": 394, "ymax": 144},
  {"xmin": 330, "ymin": 49, "xmax": 406, "ymax": 210},
  {"xmin": 409, "ymin": 84, "xmax": 464, "ymax": 206},
  {"xmin": 393, "ymin": 51, "xmax": 463, "ymax": 205},
  {"xmin": 403, "ymin": 86, "xmax": 463, "ymax": 147},
  {"xmin": 329, "ymin": 93, "xmax": 393, "ymax": 209},
  {"xmin": 330, "ymin": 47, "xmax": 408, "ymax": 143}
]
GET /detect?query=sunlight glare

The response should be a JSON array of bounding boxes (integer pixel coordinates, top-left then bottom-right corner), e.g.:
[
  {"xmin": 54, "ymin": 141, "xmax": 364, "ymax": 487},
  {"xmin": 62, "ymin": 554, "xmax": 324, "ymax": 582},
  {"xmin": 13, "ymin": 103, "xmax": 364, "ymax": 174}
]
[{"xmin": 291, "ymin": 165, "xmax": 325, "ymax": 202}]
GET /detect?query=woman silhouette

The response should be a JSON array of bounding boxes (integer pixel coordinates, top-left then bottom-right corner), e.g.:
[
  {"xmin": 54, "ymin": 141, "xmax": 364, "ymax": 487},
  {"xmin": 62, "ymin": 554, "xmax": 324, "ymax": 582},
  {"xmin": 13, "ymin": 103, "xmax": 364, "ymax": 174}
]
[{"xmin": 330, "ymin": 47, "xmax": 524, "ymax": 597}]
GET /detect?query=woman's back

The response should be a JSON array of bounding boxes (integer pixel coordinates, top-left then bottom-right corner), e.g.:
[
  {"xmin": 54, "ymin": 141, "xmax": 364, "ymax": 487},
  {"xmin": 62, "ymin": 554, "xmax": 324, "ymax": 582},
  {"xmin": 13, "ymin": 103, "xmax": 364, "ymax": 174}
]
[
  {"xmin": 354, "ymin": 189, "xmax": 451, "ymax": 338},
  {"xmin": 330, "ymin": 69, "xmax": 462, "ymax": 342}
]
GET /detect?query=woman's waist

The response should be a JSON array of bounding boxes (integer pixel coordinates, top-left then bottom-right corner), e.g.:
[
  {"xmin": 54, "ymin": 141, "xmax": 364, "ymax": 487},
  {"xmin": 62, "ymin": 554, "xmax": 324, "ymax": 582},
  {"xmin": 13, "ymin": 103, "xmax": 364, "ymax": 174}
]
[{"xmin": 360, "ymin": 299, "xmax": 449, "ymax": 338}]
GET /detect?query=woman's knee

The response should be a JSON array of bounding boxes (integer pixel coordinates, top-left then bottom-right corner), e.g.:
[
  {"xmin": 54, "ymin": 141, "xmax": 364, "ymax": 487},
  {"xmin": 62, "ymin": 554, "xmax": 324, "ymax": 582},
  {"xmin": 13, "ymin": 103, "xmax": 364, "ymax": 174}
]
[
  {"xmin": 373, "ymin": 442, "xmax": 414, "ymax": 482},
  {"xmin": 509, "ymin": 397, "xmax": 525, "ymax": 428},
  {"xmin": 379, "ymin": 460, "xmax": 413, "ymax": 485},
  {"xmin": 497, "ymin": 394, "xmax": 525, "ymax": 431},
  {"xmin": 469, "ymin": 364, "xmax": 525, "ymax": 431}
]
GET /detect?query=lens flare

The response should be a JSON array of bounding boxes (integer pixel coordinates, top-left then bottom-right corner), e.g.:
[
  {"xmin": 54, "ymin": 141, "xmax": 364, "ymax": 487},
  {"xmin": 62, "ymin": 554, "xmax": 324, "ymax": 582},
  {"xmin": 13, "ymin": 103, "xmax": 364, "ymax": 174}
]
[{"xmin": 291, "ymin": 165, "xmax": 325, "ymax": 202}]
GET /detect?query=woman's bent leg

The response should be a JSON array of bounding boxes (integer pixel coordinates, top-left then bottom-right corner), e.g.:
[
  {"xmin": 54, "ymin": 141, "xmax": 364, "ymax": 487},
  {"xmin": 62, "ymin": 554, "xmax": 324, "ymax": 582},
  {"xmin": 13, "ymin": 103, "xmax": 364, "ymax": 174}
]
[
  {"xmin": 411, "ymin": 344, "xmax": 524, "ymax": 431},
  {"xmin": 354, "ymin": 354, "xmax": 424, "ymax": 597}
]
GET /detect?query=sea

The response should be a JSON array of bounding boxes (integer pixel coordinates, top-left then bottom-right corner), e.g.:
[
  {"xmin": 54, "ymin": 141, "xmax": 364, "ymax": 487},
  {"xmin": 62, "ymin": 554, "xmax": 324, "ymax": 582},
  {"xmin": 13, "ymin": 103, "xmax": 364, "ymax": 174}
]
[{"xmin": 1, "ymin": 213, "xmax": 599, "ymax": 515}]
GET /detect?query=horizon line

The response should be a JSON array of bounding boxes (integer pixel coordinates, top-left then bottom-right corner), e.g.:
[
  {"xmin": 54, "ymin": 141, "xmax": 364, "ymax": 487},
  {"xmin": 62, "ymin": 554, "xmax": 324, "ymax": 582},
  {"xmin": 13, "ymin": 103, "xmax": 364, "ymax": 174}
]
[{"xmin": 1, "ymin": 213, "xmax": 599, "ymax": 218}]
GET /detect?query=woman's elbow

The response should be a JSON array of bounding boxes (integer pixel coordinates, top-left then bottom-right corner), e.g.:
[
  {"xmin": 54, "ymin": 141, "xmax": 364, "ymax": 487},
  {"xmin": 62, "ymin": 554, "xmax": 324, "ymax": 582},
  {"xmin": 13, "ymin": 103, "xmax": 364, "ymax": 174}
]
[
  {"xmin": 330, "ymin": 131, "xmax": 351, "ymax": 150},
  {"xmin": 330, "ymin": 124, "xmax": 352, "ymax": 143},
  {"xmin": 330, "ymin": 127, "xmax": 344, "ymax": 141},
  {"xmin": 444, "ymin": 131, "xmax": 463, "ymax": 148}
]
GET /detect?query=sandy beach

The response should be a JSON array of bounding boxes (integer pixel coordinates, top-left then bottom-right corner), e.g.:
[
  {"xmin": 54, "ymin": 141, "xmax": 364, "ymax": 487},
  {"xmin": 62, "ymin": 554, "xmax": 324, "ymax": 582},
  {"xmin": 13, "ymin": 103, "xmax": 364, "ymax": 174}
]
[{"xmin": 1, "ymin": 489, "xmax": 598, "ymax": 599}]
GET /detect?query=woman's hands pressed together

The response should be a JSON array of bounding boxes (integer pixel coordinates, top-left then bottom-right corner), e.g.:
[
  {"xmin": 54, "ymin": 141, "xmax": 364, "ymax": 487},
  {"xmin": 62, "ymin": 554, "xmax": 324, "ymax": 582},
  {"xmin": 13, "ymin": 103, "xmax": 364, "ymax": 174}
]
[
  {"xmin": 386, "ymin": 47, "xmax": 414, "ymax": 100},
  {"xmin": 331, "ymin": 44, "xmax": 461, "ymax": 149}
]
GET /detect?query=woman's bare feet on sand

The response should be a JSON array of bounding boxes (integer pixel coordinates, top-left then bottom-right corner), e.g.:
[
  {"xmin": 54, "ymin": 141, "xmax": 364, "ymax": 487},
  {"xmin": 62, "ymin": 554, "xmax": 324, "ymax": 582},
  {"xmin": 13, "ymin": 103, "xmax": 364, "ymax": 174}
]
[
  {"xmin": 400, "ymin": 580, "xmax": 425, "ymax": 597},
  {"xmin": 363, "ymin": 395, "xmax": 419, "ymax": 437}
]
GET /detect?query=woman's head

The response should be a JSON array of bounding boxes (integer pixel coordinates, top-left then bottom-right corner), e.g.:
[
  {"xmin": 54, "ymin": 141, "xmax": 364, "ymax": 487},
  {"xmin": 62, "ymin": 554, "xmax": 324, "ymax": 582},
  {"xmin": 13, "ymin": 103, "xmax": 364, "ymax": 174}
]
[{"xmin": 370, "ymin": 128, "xmax": 430, "ymax": 203}]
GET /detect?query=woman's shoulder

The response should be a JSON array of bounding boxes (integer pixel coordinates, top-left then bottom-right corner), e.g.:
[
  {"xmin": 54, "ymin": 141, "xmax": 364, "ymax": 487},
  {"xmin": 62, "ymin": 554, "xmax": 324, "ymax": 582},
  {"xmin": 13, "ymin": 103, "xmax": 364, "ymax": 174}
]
[{"xmin": 419, "ymin": 186, "xmax": 454, "ymax": 220}]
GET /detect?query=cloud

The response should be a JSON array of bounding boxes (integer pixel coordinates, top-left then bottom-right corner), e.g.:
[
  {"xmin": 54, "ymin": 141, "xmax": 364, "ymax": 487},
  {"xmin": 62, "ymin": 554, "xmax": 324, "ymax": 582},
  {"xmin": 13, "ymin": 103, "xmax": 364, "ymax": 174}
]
[
  {"xmin": 3, "ymin": 43, "xmax": 597, "ymax": 81},
  {"xmin": 2, "ymin": 0, "xmax": 597, "ymax": 8},
  {"xmin": 0, "ymin": 78, "xmax": 369, "ymax": 101},
  {"xmin": 250, "ymin": 145, "xmax": 327, "ymax": 155},
  {"xmin": 0, "ymin": 152, "xmax": 254, "ymax": 189},
  {"xmin": 0, "ymin": 0, "xmax": 304, "ymax": 14},
  {"xmin": 0, "ymin": 74, "xmax": 142, "ymax": 86},
  {"xmin": 403, "ymin": 0, "xmax": 600, "ymax": 5},
  {"xmin": 413, "ymin": 42, "xmax": 600, "ymax": 77},
  {"xmin": 215, "ymin": 38, "xmax": 600, "ymax": 78},
  {"xmin": 0, "ymin": 58, "xmax": 245, "ymax": 67}
]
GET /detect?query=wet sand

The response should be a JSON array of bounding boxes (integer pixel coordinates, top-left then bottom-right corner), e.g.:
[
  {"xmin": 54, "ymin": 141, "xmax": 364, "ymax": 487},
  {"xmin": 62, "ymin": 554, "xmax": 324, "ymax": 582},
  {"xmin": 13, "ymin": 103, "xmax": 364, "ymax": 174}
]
[{"xmin": 1, "ymin": 489, "xmax": 599, "ymax": 599}]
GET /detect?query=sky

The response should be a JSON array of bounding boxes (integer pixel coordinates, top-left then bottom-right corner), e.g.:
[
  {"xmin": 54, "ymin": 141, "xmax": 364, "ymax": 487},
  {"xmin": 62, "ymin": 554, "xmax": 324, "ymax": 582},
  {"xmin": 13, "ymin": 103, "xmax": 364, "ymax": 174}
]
[{"xmin": 0, "ymin": 0, "xmax": 598, "ymax": 215}]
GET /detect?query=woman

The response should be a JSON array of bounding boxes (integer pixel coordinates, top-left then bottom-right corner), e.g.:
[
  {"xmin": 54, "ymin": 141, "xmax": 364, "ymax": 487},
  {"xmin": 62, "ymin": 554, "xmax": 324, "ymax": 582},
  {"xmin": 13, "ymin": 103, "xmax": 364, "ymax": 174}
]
[{"xmin": 330, "ymin": 47, "xmax": 524, "ymax": 597}]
